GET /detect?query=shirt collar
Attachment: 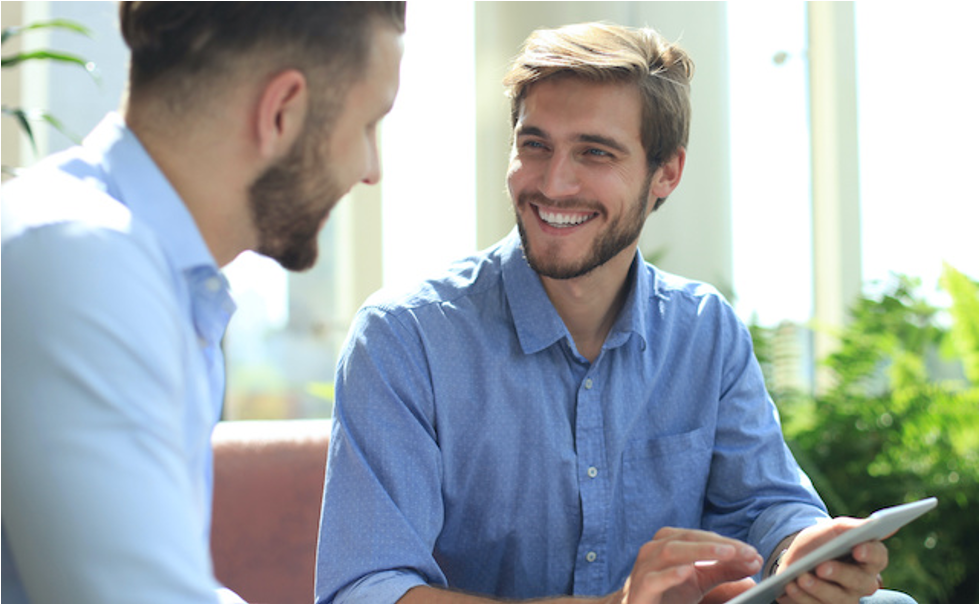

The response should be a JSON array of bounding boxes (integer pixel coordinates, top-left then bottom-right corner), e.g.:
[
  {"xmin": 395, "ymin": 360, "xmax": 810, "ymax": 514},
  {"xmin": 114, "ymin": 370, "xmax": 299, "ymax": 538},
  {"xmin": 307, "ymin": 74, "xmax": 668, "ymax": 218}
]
[
  {"xmin": 501, "ymin": 230, "xmax": 650, "ymax": 356},
  {"xmin": 501, "ymin": 231, "xmax": 568, "ymax": 355},
  {"xmin": 605, "ymin": 251, "xmax": 650, "ymax": 351},
  {"xmin": 83, "ymin": 113, "xmax": 236, "ymax": 343},
  {"xmin": 83, "ymin": 112, "xmax": 218, "ymax": 274}
]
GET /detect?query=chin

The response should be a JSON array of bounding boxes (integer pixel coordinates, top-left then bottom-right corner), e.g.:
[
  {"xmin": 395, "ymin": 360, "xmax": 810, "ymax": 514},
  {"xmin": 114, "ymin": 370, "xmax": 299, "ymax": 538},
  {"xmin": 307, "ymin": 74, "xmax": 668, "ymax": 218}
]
[
  {"xmin": 259, "ymin": 237, "xmax": 319, "ymax": 272},
  {"xmin": 283, "ymin": 242, "xmax": 319, "ymax": 272},
  {"xmin": 277, "ymin": 252, "xmax": 317, "ymax": 272}
]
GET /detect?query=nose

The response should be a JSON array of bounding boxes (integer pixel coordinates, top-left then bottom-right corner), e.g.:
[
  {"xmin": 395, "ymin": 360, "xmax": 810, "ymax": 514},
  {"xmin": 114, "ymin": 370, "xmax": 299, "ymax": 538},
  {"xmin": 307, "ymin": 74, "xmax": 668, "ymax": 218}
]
[
  {"xmin": 361, "ymin": 134, "xmax": 382, "ymax": 185},
  {"xmin": 539, "ymin": 152, "xmax": 580, "ymax": 199}
]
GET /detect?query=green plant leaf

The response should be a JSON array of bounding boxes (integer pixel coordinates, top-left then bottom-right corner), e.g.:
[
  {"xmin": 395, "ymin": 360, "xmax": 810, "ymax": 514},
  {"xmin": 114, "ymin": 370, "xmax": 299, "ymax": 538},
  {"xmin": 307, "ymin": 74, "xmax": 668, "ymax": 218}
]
[
  {"xmin": 940, "ymin": 263, "xmax": 979, "ymax": 385},
  {"xmin": 1, "ymin": 105, "xmax": 38, "ymax": 152},
  {"xmin": 2, "ymin": 105, "xmax": 82, "ymax": 148},
  {"xmin": 35, "ymin": 110, "xmax": 80, "ymax": 144},
  {"xmin": 2, "ymin": 19, "xmax": 93, "ymax": 45},
  {"xmin": 2, "ymin": 49, "xmax": 92, "ymax": 71},
  {"xmin": 2, "ymin": 17, "xmax": 96, "ymax": 170},
  {"xmin": 306, "ymin": 382, "xmax": 336, "ymax": 402}
]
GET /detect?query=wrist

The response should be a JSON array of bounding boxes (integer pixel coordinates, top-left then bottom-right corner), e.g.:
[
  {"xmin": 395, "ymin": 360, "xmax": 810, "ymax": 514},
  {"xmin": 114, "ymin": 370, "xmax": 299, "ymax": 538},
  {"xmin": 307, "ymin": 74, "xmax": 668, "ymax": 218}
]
[
  {"xmin": 768, "ymin": 548, "xmax": 789, "ymax": 577},
  {"xmin": 765, "ymin": 532, "xmax": 799, "ymax": 577}
]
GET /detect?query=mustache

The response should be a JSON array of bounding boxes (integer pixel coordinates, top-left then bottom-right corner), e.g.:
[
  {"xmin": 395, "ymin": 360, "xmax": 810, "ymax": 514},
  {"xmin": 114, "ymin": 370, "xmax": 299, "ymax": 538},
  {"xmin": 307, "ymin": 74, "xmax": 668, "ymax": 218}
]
[{"xmin": 517, "ymin": 191, "xmax": 604, "ymax": 215}]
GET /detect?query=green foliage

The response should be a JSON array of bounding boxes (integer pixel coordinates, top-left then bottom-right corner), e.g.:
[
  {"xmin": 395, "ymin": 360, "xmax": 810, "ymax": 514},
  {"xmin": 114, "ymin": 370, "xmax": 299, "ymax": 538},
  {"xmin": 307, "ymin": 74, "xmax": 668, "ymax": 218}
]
[
  {"xmin": 755, "ymin": 266, "xmax": 979, "ymax": 603},
  {"xmin": 941, "ymin": 263, "xmax": 980, "ymax": 386},
  {"xmin": 2, "ymin": 18, "xmax": 96, "ymax": 175}
]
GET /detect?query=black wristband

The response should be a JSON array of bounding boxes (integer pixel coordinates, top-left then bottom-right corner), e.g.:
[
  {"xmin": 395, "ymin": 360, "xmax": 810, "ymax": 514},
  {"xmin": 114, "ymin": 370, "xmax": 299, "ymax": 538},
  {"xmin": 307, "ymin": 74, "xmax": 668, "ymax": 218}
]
[{"xmin": 769, "ymin": 548, "xmax": 789, "ymax": 577}]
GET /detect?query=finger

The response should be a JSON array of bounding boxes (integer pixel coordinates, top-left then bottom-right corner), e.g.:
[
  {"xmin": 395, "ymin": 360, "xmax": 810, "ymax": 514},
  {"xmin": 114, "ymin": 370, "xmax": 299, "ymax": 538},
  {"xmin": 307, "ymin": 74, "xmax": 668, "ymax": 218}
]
[
  {"xmin": 640, "ymin": 538, "xmax": 757, "ymax": 569},
  {"xmin": 852, "ymin": 540, "xmax": 889, "ymax": 573},
  {"xmin": 647, "ymin": 529, "xmax": 759, "ymax": 558},
  {"xmin": 782, "ymin": 575, "xmax": 829, "ymax": 604},
  {"xmin": 798, "ymin": 574, "xmax": 858, "ymax": 602},
  {"xmin": 629, "ymin": 564, "xmax": 695, "ymax": 601},
  {"xmin": 653, "ymin": 527, "xmax": 759, "ymax": 551},
  {"xmin": 694, "ymin": 556, "xmax": 764, "ymax": 586},
  {"xmin": 815, "ymin": 560, "xmax": 881, "ymax": 597}
]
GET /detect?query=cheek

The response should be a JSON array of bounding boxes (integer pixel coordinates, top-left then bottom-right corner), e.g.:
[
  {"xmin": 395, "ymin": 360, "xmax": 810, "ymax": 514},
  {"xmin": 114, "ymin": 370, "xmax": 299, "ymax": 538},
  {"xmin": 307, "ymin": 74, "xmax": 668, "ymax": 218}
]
[
  {"xmin": 327, "ymin": 131, "xmax": 364, "ymax": 181},
  {"xmin": 506, "ymin": 159, "xmax": 532, "ymax": 196},
  {"xmin": 328, "ymin": 118, "xmax": 360, "ymax": 156}
]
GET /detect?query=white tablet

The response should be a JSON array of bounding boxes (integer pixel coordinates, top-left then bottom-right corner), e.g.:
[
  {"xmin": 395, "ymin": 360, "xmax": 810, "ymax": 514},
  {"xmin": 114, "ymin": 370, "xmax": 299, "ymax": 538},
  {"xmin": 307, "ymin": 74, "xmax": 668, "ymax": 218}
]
[{"xmin": 726, "ymin": 497, "xmax": 938, "ymax": 604}]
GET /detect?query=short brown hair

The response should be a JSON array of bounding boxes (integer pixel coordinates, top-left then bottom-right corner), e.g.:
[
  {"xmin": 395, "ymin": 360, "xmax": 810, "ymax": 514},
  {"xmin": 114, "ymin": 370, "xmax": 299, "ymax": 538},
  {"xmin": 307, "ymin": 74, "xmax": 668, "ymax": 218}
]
[
  {"xmin": 504, "ymin": 22, "xmax": 693, "ymax": 208},
  {"xmin": 119, "ymin": 2, "xmax": 406, "ymax": 111}
]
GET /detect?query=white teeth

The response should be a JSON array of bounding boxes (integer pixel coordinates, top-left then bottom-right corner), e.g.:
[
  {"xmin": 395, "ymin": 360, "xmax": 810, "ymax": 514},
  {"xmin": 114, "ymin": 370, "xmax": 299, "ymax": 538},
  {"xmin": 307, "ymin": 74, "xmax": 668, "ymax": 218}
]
[{"xmin": 538, "ymin": 208, "xmax": 594, "ymax": 227}]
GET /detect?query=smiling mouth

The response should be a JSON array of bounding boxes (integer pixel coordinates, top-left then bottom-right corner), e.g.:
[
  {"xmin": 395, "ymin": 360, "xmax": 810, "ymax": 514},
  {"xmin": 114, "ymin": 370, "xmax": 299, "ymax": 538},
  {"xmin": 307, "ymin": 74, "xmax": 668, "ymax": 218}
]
[{"xmin": 534, "ymin": 204, "xmax": 598, "ymax": 229}]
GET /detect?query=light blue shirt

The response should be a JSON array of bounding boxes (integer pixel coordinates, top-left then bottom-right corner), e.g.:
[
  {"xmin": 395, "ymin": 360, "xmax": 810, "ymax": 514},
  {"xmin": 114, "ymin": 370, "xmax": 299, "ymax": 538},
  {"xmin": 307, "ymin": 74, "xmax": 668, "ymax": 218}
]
[
  {"xmin": 316, "ymin": 233, "xmax": 828, "ymax": 603},
  {"xmin": 1, "ymin": 114, "xmax": 239, "ymax": 603}
]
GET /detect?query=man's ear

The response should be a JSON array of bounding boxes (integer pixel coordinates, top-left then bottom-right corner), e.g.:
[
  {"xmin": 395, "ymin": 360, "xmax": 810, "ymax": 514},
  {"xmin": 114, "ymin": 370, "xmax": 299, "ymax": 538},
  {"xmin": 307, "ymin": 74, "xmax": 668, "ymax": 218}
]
[
  {"xmin": 255, "ymin": 69, "xmax": 308, "ymax": 160},
  {"xmin": 647, "ymin": 147, "xmax": 687, "ymax": 208}
]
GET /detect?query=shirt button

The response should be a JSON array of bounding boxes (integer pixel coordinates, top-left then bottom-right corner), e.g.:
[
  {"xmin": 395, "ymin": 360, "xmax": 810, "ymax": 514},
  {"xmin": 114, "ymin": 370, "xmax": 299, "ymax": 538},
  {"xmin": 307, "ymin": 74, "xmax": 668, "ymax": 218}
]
[
  {"xmin": 587, "ymin": 466, "xmax": 598, "ymax": 478},
  {"xmin": 586, "ymin": 551, "xmax": 597, "ymax": 563},
  {"xmin": 205, "ymin": 277, "xmax": 222, "ymax": 292},
  {"xmin": 584, "ymin": 378, "xmax": 593, "ymax": 390}
]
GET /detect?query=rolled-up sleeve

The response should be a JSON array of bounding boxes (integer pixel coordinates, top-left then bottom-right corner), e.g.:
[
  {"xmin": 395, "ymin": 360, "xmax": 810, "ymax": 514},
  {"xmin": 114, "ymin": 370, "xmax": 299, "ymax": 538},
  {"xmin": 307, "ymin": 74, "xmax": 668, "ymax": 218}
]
[
  {"xmin": 704, "ymin": 302, "xmax": 828, "ymax": 567},
  {"xmin": 316, "ymin": 306, "xmax": 447, "ymax": 604}
]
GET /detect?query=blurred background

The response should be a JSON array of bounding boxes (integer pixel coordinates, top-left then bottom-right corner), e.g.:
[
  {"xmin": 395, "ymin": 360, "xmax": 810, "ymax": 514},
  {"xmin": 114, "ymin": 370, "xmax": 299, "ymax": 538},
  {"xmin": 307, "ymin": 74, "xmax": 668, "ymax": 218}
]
[{"xmin": 3, "ymin": 2, "xmax": 977, "ymax": 601}]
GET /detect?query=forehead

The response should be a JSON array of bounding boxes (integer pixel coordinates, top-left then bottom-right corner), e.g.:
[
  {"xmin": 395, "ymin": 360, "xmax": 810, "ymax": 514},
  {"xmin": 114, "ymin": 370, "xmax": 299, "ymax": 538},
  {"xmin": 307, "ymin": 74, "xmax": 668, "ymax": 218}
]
[
  {"xmin": 341, "ymin": 25, "xmax": 403, "ymax": 115},
  {"xmin": 516, "ymin": 77, "xmax": 643, "ymax": 144},
  {"xmin": 365, "ymin": 24, "xmax": 403, "ymax": 83}
]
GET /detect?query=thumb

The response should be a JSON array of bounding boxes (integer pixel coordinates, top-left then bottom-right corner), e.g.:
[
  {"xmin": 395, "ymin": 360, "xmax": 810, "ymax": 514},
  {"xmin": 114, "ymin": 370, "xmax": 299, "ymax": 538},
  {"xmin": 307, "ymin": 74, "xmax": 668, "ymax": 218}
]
[{"xmin": 696, "ymin": 557, "xmax": 761, "ymax": 592}]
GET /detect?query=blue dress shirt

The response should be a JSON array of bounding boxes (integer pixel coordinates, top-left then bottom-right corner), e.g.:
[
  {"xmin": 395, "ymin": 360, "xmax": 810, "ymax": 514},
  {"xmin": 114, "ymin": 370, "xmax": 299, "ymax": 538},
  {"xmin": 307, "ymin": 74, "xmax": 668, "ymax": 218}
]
[
  {"xmin": 316, "ymin": 232, "xmax": 828, "ymax": 603},
  {"xmin": 2, "ymin": 114, "xmax": 238, "ymax": 603}
]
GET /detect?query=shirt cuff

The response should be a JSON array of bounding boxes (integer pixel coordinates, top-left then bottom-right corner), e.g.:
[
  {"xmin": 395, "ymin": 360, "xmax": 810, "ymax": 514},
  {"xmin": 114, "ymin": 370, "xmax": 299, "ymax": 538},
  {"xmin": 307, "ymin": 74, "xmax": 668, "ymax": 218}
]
[
  {"xmin": 334, "ymin": 569, "xmax": 429, "ymax": 604},
  {"xmin": 748, "ymin": 503, "xmax": 829, "ymax": 579}
]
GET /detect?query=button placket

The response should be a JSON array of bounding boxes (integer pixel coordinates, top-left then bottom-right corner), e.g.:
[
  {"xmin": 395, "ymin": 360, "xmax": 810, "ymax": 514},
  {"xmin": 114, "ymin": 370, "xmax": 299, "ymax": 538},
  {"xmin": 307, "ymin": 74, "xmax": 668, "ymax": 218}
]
[{"xmin": 573, "ymin": 366, "xmax": 609, "ymax": 593}]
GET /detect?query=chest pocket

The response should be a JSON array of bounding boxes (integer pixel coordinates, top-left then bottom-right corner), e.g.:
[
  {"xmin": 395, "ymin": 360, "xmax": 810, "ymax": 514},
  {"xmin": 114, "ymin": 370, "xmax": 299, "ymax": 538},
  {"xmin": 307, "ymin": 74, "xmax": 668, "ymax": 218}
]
[{"xmin": 622, "ymin": 426, "xmax": 713, "ymax": 544}]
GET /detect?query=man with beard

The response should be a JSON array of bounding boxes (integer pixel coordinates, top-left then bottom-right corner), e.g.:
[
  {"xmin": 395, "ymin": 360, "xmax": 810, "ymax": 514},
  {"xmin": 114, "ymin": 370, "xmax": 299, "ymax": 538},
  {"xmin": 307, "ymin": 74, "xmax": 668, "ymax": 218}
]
[
  {"xmin": 316, "ymin": 22, "xmax": 914, "ymax": 604},
  {"xmin": 1, "ymin": 3, "xmax": 404, "ymax": 603}
]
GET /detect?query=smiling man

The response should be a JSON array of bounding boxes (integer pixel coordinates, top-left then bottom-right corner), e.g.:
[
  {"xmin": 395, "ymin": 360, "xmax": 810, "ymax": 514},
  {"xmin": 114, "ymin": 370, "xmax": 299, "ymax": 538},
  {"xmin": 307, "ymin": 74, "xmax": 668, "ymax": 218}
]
[
  {"xmin": 316, "ymin": 22, "xmax": 913, "ymax": 604},
  {"xmin": 2, "ymin": 3, "xmax": 404, "ymax": 603}
]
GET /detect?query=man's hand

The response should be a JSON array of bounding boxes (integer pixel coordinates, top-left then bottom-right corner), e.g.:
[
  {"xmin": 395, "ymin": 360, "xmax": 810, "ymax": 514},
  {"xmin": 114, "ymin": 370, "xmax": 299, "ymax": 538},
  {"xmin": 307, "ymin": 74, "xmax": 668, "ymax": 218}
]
[
  {"xmin": 612, "ymin": 527, "xmax": 762, "ymax": 604},
  {"xmin": 775, "ymin": 518, "xmax": 887, "ymax": 604}
]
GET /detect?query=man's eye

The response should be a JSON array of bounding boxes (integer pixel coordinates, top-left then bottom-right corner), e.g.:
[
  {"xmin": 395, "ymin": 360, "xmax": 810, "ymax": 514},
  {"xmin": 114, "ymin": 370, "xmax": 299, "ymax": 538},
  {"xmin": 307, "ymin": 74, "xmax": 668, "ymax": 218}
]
[{"xmin": 586, "ymin": 148, "xmax": 611, "ymax": 158}]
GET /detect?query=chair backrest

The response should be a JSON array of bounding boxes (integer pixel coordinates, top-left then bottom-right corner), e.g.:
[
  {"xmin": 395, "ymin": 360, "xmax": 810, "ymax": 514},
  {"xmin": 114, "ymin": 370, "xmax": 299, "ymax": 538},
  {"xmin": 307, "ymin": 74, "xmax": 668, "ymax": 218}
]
[{"xmin": 210, "ymin": 419, "xmax": 331, "ymax": 604}]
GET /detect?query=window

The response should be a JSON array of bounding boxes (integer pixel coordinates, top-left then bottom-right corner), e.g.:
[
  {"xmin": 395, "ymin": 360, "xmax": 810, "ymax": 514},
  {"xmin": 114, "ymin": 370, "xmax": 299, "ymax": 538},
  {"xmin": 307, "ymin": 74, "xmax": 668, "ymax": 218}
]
[
  {"xmin": 855, "ymin": 4, "xmax": 979, "ymax": 296},
  {"xmin": 728, "ymin": 2, "xmax": 812, "ymax": 326}
]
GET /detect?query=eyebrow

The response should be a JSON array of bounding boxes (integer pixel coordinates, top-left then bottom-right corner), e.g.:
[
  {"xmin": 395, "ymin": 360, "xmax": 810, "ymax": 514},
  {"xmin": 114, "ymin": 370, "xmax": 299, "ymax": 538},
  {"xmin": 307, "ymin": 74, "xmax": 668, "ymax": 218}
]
[
  {"xmin": 515, "ymin": 125, "xmax": 631, "ymax": 156},
  {"xmin": 579, "ymin": 133, "xmax": 630, "ymax": 156}
]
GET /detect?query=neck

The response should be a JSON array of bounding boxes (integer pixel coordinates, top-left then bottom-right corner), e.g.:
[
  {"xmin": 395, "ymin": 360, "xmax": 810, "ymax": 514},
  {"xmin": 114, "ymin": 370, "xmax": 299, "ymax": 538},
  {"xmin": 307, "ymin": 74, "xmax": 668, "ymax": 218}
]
[
  {"xmin": 124, "ymin": 99, "xmax": 258, "ymax": 267},
  {"xmin": 540, "ymin": 246, "xmax": 636, "ymax": 363}
]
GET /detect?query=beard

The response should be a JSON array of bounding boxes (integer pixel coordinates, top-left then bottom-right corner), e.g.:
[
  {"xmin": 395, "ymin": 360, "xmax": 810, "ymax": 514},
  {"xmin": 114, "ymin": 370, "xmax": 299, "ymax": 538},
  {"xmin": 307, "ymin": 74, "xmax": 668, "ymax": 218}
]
[
  {"xmin": 515, "ymin": 175, "xmax": 652, "ymax": 280},
  {"xmin": 247, "ymin": 126, "xmax": 344, "ymax": 272}
]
